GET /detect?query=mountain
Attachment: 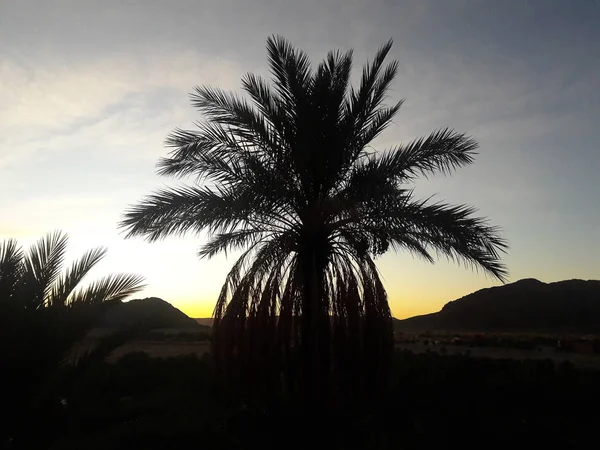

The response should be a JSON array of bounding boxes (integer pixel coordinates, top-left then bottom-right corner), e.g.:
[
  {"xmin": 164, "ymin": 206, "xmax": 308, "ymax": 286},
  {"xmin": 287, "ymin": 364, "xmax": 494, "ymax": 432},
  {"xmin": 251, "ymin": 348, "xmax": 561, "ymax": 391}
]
[
  {"xmin": 96, "ymin": 297, "xmax": 208, "ymax": 332},
  {"xmin": 395, "ymin": 279, "xmax": 600, "ymax": 334},
  {"xmin": 194, "ymin": 318, "xmax": 214, "ymax": 327}
]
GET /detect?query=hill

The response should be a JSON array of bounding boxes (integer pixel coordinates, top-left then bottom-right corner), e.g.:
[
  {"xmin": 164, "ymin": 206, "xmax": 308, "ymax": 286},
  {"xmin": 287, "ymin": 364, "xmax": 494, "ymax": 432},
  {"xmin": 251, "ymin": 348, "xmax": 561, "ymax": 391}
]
[
  {"xmin": 395, "ymin": 279, "xmax": 600, "ymax": 334},
  {"xmin": 194, "ymin": 318, "xmax": 214, "ymax": 327},
  {"xmin": 94, "ymin": 297, "xmax": 209, "ymax": 333}
]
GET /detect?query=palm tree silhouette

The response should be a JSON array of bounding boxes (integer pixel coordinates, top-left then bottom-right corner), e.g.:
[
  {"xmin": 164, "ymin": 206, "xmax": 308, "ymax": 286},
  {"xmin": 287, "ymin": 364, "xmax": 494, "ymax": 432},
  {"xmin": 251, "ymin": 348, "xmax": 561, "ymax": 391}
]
[
  {"xmin": 120, "ymin": 36, "xmax": 508, "ymax": 400},
  {"xmin": 0, "ymin": 230, "xmax": 145, "ymax": 310},
  {"xmin": 0, "ymin": 230, "xmax": 146, "ymax": 445}
]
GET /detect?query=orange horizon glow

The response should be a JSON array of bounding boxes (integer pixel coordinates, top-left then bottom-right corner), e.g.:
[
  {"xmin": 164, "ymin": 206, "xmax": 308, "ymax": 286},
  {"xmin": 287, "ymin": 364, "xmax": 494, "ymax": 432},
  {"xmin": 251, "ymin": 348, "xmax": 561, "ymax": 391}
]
[
  {"xmin": 158, "ymin": 291, "xmax": 461, "ymax": 321},
  {"xmin": 177, "ymin": 302, "xmax": 438, "ymax": 320}
]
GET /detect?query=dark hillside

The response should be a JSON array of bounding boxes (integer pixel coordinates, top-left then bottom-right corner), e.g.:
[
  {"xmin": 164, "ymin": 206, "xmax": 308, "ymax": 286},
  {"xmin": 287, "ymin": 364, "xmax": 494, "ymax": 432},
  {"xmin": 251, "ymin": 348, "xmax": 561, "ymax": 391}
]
[{"xmin": 395, "ymin": 279, "xmax": 600, "ymax": 333}]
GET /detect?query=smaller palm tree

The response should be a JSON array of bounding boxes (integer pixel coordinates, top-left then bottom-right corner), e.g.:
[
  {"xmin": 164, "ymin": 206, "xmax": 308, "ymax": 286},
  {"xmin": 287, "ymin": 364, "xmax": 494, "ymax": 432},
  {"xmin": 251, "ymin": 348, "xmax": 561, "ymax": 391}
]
[
  {"xmin": 0, "ymin": 229, "xmax": 146, "ymax": 373},
  {"xmin": 0, "ymin": 230, "xmax": 145, "ymax": 311},
  {"xmin": 0, "ymin": 230, "xmax": 146, "ymax": 447}
]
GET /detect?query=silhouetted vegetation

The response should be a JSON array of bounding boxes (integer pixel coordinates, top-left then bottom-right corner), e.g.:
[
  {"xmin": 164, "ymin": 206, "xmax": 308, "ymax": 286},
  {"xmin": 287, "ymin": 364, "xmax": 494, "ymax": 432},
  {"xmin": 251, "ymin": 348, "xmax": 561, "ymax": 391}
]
[
  {"xmin": 119, "ymin": 35, "xmax": 508, "ymax": 402},
  {"xmin": 2, "ymin": 234, "xmax": 597, "ymax": 448},
  {"xmin": 0, "ymin": 231, "xmax": 145, "ymax": 447},
  {"xmin": 2, "ymin": 350, "xmax": 595, "ymax": 449}
]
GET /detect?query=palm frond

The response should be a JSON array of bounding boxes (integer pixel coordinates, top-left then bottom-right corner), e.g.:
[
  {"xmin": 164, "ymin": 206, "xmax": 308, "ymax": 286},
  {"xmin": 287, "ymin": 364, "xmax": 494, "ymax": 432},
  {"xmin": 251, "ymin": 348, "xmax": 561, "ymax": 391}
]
[
  {"xmin": 20, "ymin": 231, "xmax": 69, "ymax": 309},
  {"xmin": 120, "ymin": 185, "xmax": 245, "ymax": 241},
  {"xmin": 191, "ymin": 85, "xmax": 273, "ymax": 148},
  {"xmin": 377, "ymin": 127, "xmax": 478, "ymax": 180},
  {"xmin": 48, "ymin": 247, "xmax": 108, "ymax": 307},
  {"xmin": 352, "ymin": 100, "xmax": 404, "ymax": 156},
  {"xmin": 164, "ymin": 121, "xmax": 244, "ymax": 163},
  {"xmin": 0, "ymin": 238, "xmax": 24, "ymax": 302},
  {"xmin": 158, "ymin": 126, "xmax": 247, "ymax": 184},
  {"xmin": 197, "ymin": 229, "xmax": 269, "ymax": 260},
  {"xmin": 241, "ymin": 72, "xmax": 290, "ymax": 143},
  {"xmin": 189, "ymin": 86, "xmax": 286, "ymax": 172},
  {"xmin": 348, "ymin": 39, "xmax": 394, "ymax": 135},
  {"xmin": 313, "ymin": 48, "xmax": 353, "ymax": 114},
  {"xmin": 266, "ymin": 34, "xmax": 312, "ymax": 112},
  {"xmin": 390, "ymin": 199, "xmax": 509, "ymax": 281},
  {"xmin": 68, "ymin": 273, "xmax": 146, "ymax": 306}
]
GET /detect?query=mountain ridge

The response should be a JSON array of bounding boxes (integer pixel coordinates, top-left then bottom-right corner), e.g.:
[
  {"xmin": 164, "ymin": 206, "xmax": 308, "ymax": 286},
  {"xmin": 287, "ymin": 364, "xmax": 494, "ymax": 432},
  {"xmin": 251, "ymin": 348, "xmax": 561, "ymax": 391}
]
[
  {"xmin": 395, "ymin": 278, "xmax": 600, "ymax": 333},
  {"xmin": 95, "ymin": 297, "xmax": 209, "ymax": 332}
]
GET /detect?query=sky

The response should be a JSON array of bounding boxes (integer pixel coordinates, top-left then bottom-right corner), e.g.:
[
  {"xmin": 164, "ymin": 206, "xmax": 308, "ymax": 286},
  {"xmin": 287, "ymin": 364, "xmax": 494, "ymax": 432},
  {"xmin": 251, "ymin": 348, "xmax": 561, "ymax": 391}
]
[{"xmin": 1, "ymin": 0, "xmax": 599, "ymax": 319}]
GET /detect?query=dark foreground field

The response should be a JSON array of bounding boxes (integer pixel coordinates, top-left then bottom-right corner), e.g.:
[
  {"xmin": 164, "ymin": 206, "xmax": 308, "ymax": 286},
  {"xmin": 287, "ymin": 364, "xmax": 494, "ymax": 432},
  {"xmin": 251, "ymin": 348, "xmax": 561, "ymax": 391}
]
[{"xmin": 9, "ymin": 347, "xmax": 600, "ymax": 450}]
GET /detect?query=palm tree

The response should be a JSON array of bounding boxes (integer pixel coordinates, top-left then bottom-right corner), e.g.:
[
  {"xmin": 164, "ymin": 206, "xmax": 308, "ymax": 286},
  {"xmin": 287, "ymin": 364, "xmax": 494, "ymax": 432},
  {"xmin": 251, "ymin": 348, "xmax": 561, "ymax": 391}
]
[
  {"xmin": 0, "ymin": 229, "xmax": 146, "ymax": 371},
  {"xmin": 0, "ymin": 230, "xmax": 146, "ymax": 445},
  {"xmin": 119, "ymin": 36, "xmax": 508, "ymax": 400},
  {"xmin": 0, "ymin": 230, "xmax": 145, "ymax": 310}
]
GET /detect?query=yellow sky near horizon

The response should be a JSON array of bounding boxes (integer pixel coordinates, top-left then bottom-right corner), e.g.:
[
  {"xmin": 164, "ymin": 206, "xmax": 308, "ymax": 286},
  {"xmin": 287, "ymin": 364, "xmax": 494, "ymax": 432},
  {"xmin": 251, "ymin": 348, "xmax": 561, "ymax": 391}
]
[
  {"xmin": 174, "ymin": 291, "xmax": 455, "ymax": 320},
  {"xmin": 4, "ymin": 225, "xmax": 596, "ymax": 322},
  {"xmin": 0, "ymin": 227, "xmax": 505, "ymax": 320},
  {"xmin": 170, "ymin": 274, "xmax": 494, "ymax": 319}
]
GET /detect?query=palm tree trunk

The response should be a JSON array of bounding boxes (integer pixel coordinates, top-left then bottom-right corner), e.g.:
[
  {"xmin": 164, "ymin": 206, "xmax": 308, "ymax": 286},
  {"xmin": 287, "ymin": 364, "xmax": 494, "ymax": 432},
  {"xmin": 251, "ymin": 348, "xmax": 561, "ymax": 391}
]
[{"xmin": 300, "ymin": 248, "xmax": 329, "ymax": 408}]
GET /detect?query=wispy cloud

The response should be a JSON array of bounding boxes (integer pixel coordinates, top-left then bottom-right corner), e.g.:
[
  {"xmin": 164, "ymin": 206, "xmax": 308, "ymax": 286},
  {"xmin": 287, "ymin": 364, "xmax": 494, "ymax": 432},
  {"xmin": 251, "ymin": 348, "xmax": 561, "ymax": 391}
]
[{"xmin": 0, "ymin": 49, "xmax": 244, "ymax": 168}]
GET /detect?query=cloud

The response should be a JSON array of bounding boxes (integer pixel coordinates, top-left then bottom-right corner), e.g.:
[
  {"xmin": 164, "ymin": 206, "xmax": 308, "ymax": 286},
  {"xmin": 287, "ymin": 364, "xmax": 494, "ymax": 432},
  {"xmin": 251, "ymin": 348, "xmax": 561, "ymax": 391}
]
[
  {"xmin": 0, "ymin": 48, "xmax": 244, "ymax": 168},
  {"xmin": 0, "ymin": 194, "xmax": 117, "ymax": 235},
  {"xmin": 0, "ymin": 49, "xmax": 243, "ymax": 130}
]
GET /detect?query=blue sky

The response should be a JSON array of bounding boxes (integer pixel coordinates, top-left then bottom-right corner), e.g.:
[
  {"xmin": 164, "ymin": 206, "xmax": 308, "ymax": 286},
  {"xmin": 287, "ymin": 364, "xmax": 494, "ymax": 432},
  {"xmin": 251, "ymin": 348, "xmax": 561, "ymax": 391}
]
[{"xmin": 1, "ymin": 0, "xmax": 598, "ymax": 318}]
